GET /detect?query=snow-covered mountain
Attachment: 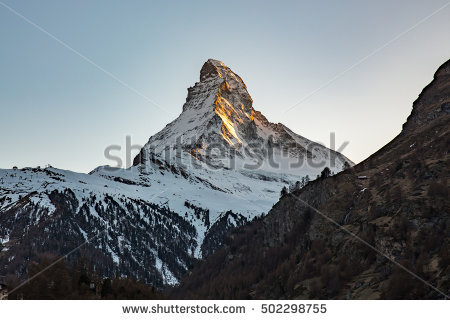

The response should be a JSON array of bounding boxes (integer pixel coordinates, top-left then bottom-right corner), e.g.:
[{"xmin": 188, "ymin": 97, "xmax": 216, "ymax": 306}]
[
  {"xmin": 0, "ymin": 59, "xmax": 352, "ymax": 287},
  {"xmin": 133, "ymin": 59, "xmax": 349, "ymax": 174}
]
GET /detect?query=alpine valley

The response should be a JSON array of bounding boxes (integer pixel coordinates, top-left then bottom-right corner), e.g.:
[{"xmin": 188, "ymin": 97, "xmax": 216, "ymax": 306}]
[{"xmin": 0, "ymin": 59, "xmax": 351, "ymax": 288}]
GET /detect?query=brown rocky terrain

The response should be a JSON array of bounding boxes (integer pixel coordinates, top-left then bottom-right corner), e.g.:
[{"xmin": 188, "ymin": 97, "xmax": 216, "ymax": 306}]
[{"xmin": 172, "ymin": 59, "xmax": 450, "ymax": 299}]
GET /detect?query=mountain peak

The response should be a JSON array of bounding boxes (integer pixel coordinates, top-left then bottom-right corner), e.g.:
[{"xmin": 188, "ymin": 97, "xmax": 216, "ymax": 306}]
[
  {"xmin": 435, "ymin": 58, "xmax": 450, "ymax": 78},
  {"xmin": 135, "ymin": 60, "xmax": 351, "ymax": 173},
  {"xmin": 199, "ymin": 59, "xmax": 247, "ymax": 89},
  {"xmin": 199, "ymin": 59, "xmax": 223, "ymax": 81},
  {"xmin": 402, "ymin": 58, "xmax": 450, "ymax": 133},
  {"xmin": 200, "ymin": 59, "xmax": 232, "ymax": 81},
  {"xmin": 182, "ymin": 59, "xmax": 253, "ymax": 120}
]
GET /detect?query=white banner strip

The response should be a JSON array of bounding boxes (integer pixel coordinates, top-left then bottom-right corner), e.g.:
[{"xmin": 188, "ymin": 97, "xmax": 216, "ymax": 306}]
[{"xmin": 0, "ymin": 300, "xmax": 449, "ymax": 320}]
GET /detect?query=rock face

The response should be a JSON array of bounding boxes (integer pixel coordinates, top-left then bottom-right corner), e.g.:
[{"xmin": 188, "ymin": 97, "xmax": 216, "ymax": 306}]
[
  {"xmin": 0, "ymin": 59, "xmax": 352, "ymax": 288},
  {"xmin": 174, "ymin": 59, "xmax": 450, "ymax": 299},
  {"xmin": 403, "ymin": 59, "xmax": 450, "ymax": 132}
]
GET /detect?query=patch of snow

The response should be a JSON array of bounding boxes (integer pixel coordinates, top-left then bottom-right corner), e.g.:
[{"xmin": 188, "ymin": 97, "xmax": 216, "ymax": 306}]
[
  {"xmin": 106, "ymin": 243, "xmax": 119, "ymax": 265},
  {"xmin": 78, "ymin": 226, "xmax": 88, "ymax": 241},
  {"xmin": 1, "ymin": 234, "xmax": 9, "ymax": 245},
  {"xmin": 162, "ymin": 264, "xmax": 179, "ymax": 286}
]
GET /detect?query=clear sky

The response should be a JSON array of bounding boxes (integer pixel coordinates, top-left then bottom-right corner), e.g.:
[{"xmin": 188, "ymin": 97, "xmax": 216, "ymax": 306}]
[{"xmin": 1, "ymin": 0, "xmax": 449, "ymax": 173}]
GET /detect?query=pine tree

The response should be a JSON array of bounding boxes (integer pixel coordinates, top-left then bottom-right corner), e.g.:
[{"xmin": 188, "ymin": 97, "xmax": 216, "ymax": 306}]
[
  {"xmin": 343, "ymin": 161, "xmax": 351, "ymax": 171},
  {"xmin": 300, "ymin": 177, "xmax": 306, "ymax": 188},
  {"xmin": 280, "ymin": 186, "xmax": 288, "ymax": 198},
  {"xmin": 320, "ymin": 167, "xmax": 331, "ymax": 179}
]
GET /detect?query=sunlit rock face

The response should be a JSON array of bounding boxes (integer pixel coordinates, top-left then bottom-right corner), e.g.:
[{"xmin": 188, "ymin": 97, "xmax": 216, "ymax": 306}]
[{"xmin": 135, "ymin": 59, "xmax": 352, "ymax": 173}]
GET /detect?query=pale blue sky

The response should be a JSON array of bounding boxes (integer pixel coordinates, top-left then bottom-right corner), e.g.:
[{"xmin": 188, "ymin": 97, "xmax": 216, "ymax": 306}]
[{"xmin": 1, "ymin": 0, "xmax": 449, "ymax": 172}]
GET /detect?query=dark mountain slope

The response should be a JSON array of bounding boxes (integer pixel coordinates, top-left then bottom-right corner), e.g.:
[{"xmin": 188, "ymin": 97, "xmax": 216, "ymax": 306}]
[{"xmin": 173, "ymin": 59, "xmax": 450, "ymax": 299}]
